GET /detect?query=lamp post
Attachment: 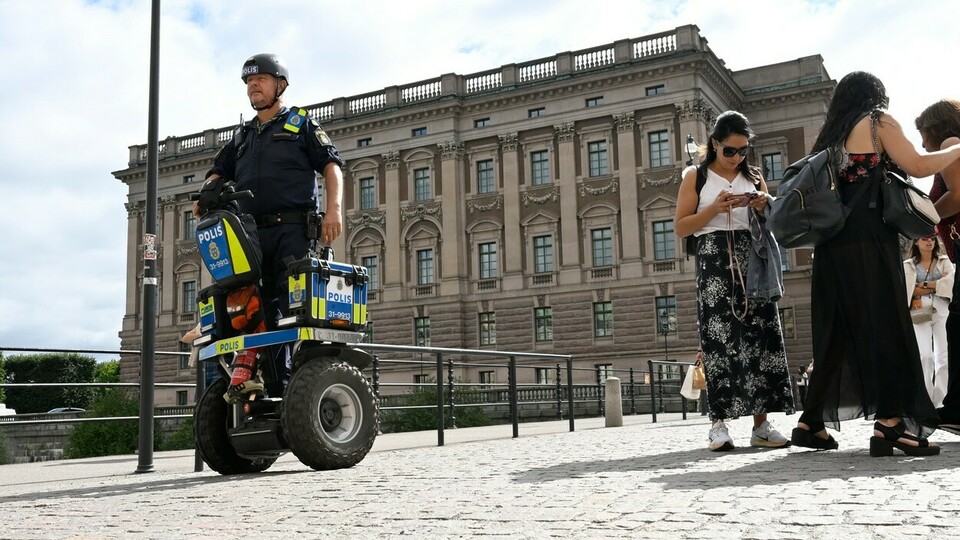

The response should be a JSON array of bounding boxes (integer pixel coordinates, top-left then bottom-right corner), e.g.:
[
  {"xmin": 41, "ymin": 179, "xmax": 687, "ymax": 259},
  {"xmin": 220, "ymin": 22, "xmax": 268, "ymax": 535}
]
[
  {"xmin": 657, "ymin": 309, "xmax": 676, "ymax": 412},
  {"xmin": 685, "ymin": 134, "xmax": 698, "ymax": 166}
]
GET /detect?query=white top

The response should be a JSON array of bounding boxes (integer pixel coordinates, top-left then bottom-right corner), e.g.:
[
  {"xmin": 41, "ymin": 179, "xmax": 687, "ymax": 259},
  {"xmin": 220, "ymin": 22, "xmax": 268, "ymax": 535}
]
[
  {"xmin": 692, "ymin": 166, "xmax": 759, "ymax": 235},
  {"xmin": 903, "ymin": 255, "xmax": 955, "ymax": 307}
]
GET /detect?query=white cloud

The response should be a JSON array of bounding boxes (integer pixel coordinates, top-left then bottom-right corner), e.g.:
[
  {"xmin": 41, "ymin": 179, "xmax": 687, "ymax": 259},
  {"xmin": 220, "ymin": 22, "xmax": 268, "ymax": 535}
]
[{"xmin": 0, "ymin": 0, "xmax": 957, "ymax": 357}]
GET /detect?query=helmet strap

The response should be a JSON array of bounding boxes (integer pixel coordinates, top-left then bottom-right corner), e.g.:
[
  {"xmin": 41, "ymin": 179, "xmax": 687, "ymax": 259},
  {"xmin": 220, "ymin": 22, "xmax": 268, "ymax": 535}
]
[{"xmin": 249, "ymin": 77, "xmax": 285, "ymax": 111}]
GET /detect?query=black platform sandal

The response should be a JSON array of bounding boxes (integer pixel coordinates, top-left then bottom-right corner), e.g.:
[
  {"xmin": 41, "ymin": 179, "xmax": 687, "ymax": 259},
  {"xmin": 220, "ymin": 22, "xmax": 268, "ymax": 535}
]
[
  {"xmin": 870, "ymin": 422, "xmax": 940, "ymax": 457},
  {"xmin": 791, "ymin": 421, "xmax": 839, "ymax": 450}
]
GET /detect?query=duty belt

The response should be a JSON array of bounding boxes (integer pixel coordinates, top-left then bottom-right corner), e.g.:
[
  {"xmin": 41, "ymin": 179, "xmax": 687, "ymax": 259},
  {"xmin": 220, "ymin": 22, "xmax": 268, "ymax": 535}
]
[{"xmin": 255, "ymin": 211, "xmax": 307, "ymax": 228}]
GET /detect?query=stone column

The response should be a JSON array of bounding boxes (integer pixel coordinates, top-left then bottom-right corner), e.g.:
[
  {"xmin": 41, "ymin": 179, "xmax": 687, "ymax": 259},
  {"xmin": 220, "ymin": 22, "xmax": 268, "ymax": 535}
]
[
  {"xmin": 123, "ymin": 201, "xmax": 143, "ymax": 332},
  {"xmin": 382, "ymin": 151, "xmax": 402, "ymax": 302},
  {"xmin": 499, "ymin": 133, "xmax": 523, "ymax": 288},
  {"xmin": 555, "ymin": 122, "xmax": 581, "ymax": 284},
  {"xmin": 615, "ymin": 112, "xmax": 642, "ymax": 270},
  {"xmin": 438, "ymin": 140, "xmax": 467, "ymax": 296},
  {"xmin": 159, "ymin": 196, "xmax": 178, "ymax": 327}
]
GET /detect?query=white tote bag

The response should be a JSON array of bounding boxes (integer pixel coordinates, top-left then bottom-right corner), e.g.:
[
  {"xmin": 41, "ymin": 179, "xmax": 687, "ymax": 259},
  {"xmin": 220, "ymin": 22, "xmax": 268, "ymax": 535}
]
[{"xmin": 680, "ymin": 365, "xmax": 701, "ymax": 401}]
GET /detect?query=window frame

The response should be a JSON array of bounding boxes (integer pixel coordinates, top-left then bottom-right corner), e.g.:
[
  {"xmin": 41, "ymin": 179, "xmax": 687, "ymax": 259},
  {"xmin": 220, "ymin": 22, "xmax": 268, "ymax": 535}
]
[
  {"xmin": 534, "ymin": 307, "xmax": 553, "ymax": 342},
  {"xmin": 652, "ymin": 220, "xmax": 676, "ymax": 261},
  {"xmin": 533, "ymin": 235, "xmax": 554, "ymax": 274},
  {"xmin": 648, "ymin": 129, "xmax": 670, "ymax": 168},
  {"xmin": 476, "ymin": 159, "xmax": 495, "ymax": 194},
  {"xmin": 587, "ymin": 140, "xmax": 609, "ymax": 177},
  {"xmin": 593, "ymin": 301, "xmax": 613, "ymax": 338}
]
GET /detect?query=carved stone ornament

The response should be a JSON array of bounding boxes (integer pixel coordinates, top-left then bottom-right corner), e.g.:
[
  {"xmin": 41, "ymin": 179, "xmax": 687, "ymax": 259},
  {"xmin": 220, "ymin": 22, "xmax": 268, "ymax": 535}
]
[
  {"xmin": 639, "ymin": 170, "xmax": 681, "ymax": 188},
  {"xmin": 468, "ymin": 195, "xmax": 503, "ymax": 214},
  {"xmin": 125, "ymin": 200, "xmax": 144, "ymax": 218},
  {"xmin": 674, "ymin": 97, "xmax": 716, "ymax": 124},
  {"xmin": 613, "ymin": 112, "xmax": 635, "ymax": 133},
  {"xmin": 522, "ymin": 186, "xmax": 560, "ymax": 207},
  {"xmin": 401, "ymin": 201, "xmax": 443, "ymax": 223},
  {"xmin": 382, "ymin": 151, "xmax": 401, "ymax": 169},
  {"xmin": 161, "ymin": 195, "xmax": 178, "ymax": 209},
  {"xmin": 555, "ymin": 122, "xmax": 576, "ymax": 143},
  {"xmin": 579, "ymin": 178, "xmax": 619, "ymax": 198},
  {"xmin": 347, "ymin": 211, "xmax": 387, "ymax": 229},
  {"xmin": 499, "ymin": 133, "xmax": 519, "ymax": 152},
  {"xmin": 438, "ymin": 140, "xmax": 464, "ymax": 159},
  {"xmin": 177, "ymin": 243, "xmax": 199, "ymax": 256}
]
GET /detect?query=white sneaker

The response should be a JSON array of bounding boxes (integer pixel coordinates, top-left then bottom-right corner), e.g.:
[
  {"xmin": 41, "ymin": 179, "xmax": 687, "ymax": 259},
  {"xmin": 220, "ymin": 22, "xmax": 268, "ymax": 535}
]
[
  {"xmin": 751, "ymin": 420, "xmax": 791, "ymax": 448},
  {"xmin": 708, "ymin": 421, "xmax": 735, "ymax": 451}
]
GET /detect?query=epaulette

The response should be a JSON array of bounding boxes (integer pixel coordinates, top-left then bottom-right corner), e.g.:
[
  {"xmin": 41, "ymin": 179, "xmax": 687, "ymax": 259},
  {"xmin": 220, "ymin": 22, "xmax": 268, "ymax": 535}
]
[{"xmin": 283, "ymin": 107, "xmax": 308, "ymax": 133}]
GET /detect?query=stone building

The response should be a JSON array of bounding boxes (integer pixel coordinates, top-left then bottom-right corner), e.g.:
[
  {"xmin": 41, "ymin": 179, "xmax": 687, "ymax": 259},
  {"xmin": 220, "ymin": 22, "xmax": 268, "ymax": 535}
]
[{"xmin": 113, "ymin": 25, "xmax": 832, "ymax": 406}]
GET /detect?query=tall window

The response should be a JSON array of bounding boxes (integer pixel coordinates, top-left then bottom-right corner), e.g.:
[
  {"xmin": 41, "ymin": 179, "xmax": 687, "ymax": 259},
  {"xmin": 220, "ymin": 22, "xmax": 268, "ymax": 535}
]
[
  {"xmin": 649, "ymin": 130, "xmax": 670, "ymax": 168},
  {"xmin": 588, "ymin": 141, "xmax": 608, "ymax": 177},
  {"xmin": 477, "ymin": 159, "xmax": 495, "ymax": 194},
  {"xmin": 535, "ymin": 307, "xmax": 553, "ymax": 342},
  {"xmin": 528, "ymin": 107, "xmax": 545, "ymax": 118},
  {"xmin": 479, "ymin": 242, "xmax": 498, "ymax": 279},
  {"xmin": 479, "ymin": 370, "xmax": 495, "ymax": 387},
  {"xmin": 178, "ymin": 342, "xmax": 191, "ymax": 370},
  {"xmin": 591, "ymin": 228, "xmax": 613, "ymax": 267},
  {"xmin": 585, "ymin": 96, "xmax": 603, "ymax": 107},
  {"xmin": 531, "ymin": 150, "xmax": 550, "ymax": 186},
  {"xmin": 176, "ymin": 391, "xmax": 188, "ymax": 406},
  {"xmin": 414, "ymin": 168, "xmax": 431, "ymax": 201},
  {"xmin": 779, "ymin": 307, "xmax": 796, "ymax": 338},
  {"xmin": 535, "ymin": 367, "xmax": 552, "ymax": 385},
  {"xmin": 645, "ymin": 85, "xmax": 665, "ymax": 96},
  {"xmin": 414, "ymin": 317, "xmax": 431, "ymax": 346},
  {"xmin": 533, "ymin": 235, "xmax": 553, "ymax": 273},
  {"xmin": 361, "ymin": 255, "xmax": 379, "ymax": 289},
  {"xmin": 596, "ymin": 364, "xmax": 614, "ymax": 383},
  {"xmin": 183, "ymin": 211, "xmax": 196, "ymax": 240},
  {"xmin": 182, "ymin": 280, "xmax": 197, "ymax": 313},
  {"xmin": 593, "ymin": 301, "xmax": 613, "ymax": 338},
  {"xmin": 479, "ymin": 312, "xmax": 496, "ymax": 346},
  {"xmin": 763, "ymin": 153, "xmax": 784, "ymax": 181},
  {"xmin": 417, "ymin": 249, "xmax": 434, "ymax": 285},
  {"xmin": 655, "ymin": 296, "xmax": 677, "ymax": 332},
  {"xmin": 653, "ymin": 220, "xmax": 676, "ymax": 260},
  {"xmin": 411, "ymin": 127, "xmax": 427, "ymax": 137},
  {"xmin": 359, "ymin": 177, "xmax": 375, "ymax": 210},
  {"xmin": 361, "ymin": 322, "xmax": 375, "ymax": 344}
]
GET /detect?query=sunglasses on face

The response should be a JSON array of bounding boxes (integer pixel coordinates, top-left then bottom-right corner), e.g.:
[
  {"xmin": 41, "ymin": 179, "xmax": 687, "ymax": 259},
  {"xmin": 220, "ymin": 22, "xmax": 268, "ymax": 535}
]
[{"xmin": 719, "ymin": 144, "xmax": 751, "ymax": 158}]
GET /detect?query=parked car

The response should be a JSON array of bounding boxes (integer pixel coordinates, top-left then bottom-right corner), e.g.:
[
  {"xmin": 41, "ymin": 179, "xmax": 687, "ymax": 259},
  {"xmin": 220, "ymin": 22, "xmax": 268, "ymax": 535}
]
[{"xmin": 46, "ymin": 407, "xmax": 86, "ymax": 414}]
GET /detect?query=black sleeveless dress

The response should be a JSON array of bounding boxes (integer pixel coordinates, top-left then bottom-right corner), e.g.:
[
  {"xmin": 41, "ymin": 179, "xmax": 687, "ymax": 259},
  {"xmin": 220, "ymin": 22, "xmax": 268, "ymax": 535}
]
[{"xmin": 801, "ymin": 152, "xmax": 938, "ymax": 436}]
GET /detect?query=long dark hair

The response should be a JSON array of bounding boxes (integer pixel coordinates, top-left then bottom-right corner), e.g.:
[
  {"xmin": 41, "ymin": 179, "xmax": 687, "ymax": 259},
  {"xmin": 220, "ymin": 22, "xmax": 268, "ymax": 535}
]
[
  {"xmin": 915, "ymin": 99, "xmax": 960, "ymax": 148},
  {"xmin": 812, "ymin": 71, "xmax": 889, "ymax": 153},
  {"xmin": 701, "ymin": 110, "xmax": 761, "ymax": 183},
  {"xmin": 910, "ymin": 237, "xmax": 942, "ymax": 264}
]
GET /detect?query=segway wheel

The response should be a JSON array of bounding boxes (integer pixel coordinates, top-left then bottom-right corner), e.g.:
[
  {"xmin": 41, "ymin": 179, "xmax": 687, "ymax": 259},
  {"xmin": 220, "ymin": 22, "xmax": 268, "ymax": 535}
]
[
  {"xmin": 194, "ymin": 377, "xmax": 277, "ymax": 474},
  {"xmin": 281, "ymin": 360, "xmax": 379, "ymax": 471}
]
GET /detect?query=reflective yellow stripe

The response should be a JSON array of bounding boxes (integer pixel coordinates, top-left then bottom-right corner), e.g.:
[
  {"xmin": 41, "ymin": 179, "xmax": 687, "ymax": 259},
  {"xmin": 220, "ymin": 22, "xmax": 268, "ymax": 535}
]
[{"xmin": 222, "ymin": 220, "xmax": 251, "ymax": 274}]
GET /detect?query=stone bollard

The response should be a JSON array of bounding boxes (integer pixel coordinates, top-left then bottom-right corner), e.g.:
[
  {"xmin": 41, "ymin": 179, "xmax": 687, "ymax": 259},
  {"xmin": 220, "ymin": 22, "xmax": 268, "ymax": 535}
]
[{"xmin": 604, "ymin": 377, "xmax": 623, "ymax": 427}]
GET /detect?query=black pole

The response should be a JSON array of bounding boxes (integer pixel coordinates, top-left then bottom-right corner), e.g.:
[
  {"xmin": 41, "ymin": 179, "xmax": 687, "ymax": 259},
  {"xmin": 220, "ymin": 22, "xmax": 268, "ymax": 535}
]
[
  {"xmin": 648, "ymin": 360, "xmax": 657, "ymax": 423},
  {"xmin": 509, "ymin": 356, "xmax": 518, "ymax": 438},
  {"xmin": 566, "ymin": 357, "xmax": 574, "ymax": 432},
  {"xmin": 136, "ymin": 0, "xmax": 161, "ymax": 474},
  {"xmin": 435, "ymin": 353, "xmax": 445, "ymax": 447}
]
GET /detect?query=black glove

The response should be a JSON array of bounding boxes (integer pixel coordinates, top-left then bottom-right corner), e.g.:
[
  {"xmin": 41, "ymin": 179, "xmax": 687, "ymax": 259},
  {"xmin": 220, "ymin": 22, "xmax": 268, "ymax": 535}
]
[{"xmin": 196, "ymin": 177, "xmax": 239, "ymax": 215}]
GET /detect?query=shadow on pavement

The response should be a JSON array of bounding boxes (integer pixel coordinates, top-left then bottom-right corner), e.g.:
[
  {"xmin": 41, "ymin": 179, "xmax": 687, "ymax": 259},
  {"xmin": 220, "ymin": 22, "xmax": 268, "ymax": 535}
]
[
  {"xmin": 0, "ymin": 469, "xmax": 305, "ymax": 504},
  {"xmin": 512, "ymin": 439, "xmax": 960, "ymax": 489}
]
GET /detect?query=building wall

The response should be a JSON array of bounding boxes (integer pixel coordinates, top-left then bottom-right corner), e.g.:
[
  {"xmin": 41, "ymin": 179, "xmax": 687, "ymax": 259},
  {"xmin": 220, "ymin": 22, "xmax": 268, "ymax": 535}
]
[{"xmin": 113, "ymin": 25, "xmax": 834, "ymax": 403}]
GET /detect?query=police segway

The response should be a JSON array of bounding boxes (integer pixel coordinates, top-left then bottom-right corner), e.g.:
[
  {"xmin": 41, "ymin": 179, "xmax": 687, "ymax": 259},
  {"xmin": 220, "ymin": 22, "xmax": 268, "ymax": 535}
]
[{"xmin": 190, "ymin": 179, "xmax": 378, "ymax": 474}]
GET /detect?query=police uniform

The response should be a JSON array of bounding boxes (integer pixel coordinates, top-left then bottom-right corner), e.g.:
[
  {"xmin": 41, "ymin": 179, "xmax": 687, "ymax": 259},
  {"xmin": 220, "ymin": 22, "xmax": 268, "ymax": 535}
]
[{"xmin": 207, "ymin": 106, "xmax": 343, "ymax": 390}]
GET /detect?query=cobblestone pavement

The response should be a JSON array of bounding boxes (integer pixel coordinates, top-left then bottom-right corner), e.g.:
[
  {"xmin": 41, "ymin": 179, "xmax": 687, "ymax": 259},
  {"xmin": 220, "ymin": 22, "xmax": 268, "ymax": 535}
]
[{"xmin": 1, "ymin": 412, "xmax": 959, "ymax": 539}]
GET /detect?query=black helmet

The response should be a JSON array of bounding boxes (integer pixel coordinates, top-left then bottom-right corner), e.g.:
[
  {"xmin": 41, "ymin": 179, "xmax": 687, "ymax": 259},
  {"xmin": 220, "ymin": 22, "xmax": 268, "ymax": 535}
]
[{"xmin": 241, "ymin": 53, "xmax": 289, "ymax": 85}]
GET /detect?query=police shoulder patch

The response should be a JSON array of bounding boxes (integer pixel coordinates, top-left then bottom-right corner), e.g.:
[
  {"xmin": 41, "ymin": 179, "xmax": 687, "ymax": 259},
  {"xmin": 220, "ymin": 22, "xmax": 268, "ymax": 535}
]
[{"xmin": 315, "ymin": 127, "xmax": 332, "ymax": 146}]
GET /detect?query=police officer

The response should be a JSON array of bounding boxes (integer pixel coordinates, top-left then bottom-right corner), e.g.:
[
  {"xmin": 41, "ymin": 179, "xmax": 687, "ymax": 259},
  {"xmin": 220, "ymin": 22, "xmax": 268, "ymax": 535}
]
[{"xmin": 196, "ymin": 53, "xmax": 344, "ymax": 397}]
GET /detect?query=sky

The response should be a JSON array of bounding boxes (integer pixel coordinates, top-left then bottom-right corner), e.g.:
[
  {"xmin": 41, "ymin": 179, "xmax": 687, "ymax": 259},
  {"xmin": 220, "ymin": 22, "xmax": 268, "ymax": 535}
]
[{"xmin": 0, "ymin": 0, "xmax": 956, "ymax": 360}]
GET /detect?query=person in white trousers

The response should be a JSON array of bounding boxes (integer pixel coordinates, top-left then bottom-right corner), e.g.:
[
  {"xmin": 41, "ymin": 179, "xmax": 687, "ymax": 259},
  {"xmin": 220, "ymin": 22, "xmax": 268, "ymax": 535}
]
[{"xmin": 904, "ymin": 235, "xmax": 955, "ymax": 408}]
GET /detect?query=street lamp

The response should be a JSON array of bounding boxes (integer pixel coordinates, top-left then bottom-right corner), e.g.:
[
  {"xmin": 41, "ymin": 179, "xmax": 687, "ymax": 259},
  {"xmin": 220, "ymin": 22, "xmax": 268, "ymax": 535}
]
[
  {"xmin": 685, "ymin": 134, "xmax": 698, "ymax": 166},
  {"xmin": 658, "ymin": 309, "xmax": 676, "ymax": 362}
]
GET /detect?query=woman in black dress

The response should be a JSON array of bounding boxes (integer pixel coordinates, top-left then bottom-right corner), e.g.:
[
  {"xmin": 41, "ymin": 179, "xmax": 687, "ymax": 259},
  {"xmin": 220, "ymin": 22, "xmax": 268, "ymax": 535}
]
[{"xmin": 791, "ymin": 72, "xmax": 960, "ymax": 457}]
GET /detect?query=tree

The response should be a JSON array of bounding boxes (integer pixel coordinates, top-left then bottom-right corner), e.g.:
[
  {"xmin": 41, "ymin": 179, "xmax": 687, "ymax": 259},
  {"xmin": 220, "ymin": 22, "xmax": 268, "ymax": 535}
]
[
  {"xmin": 3, "ymin": 353, "xmax": 98, "ymax": 413},
  {"xmin": 0, "ymin": 351, "xmax": 6, "ymax": 404},
  {"xmin": 64, "ymin": 388, "xmax": 160, "ymax": 459}
]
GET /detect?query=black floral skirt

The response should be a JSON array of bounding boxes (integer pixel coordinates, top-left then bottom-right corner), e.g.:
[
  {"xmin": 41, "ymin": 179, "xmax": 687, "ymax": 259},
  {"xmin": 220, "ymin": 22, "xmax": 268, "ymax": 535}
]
[{"xmin": 695, "ymin": 230, "xmax": 795, "ymax": 420}]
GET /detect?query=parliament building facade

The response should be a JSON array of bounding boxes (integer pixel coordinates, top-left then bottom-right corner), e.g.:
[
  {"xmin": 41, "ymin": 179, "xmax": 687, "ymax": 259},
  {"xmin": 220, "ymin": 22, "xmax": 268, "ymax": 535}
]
[{"xmin": 114, "ymin": 25, "xmax": 832, "ymax": 406}]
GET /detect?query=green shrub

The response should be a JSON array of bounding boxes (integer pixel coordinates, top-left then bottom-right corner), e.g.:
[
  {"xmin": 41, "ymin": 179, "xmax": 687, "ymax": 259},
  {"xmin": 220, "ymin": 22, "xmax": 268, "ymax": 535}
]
[
  {"xmin": 64, "ymin": 389, "xmax": 159, "ymax": 459},
  {"xmin": 3, "ymin": 353, "xmax": 98, "ymax": 413},
  {"xmin": 0, "ymin": 428, "xmax": 8, "ymax": 465},
  {"xmin": 380, "ymin": 378, "xmax": 490, "ymax": 434},
  {"xmin": 159, "ymin": 418, "xmax": 195, "ymax": 451}
]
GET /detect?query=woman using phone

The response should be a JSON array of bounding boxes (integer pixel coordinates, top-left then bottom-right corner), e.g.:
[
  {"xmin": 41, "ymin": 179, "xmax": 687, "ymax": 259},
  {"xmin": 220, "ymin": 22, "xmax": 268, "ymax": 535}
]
[{"xmin": 675, "ymin": 110, "xmax": 795, "ymax": 452}]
